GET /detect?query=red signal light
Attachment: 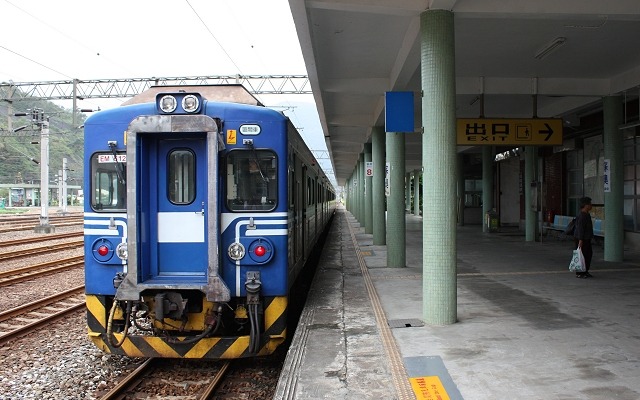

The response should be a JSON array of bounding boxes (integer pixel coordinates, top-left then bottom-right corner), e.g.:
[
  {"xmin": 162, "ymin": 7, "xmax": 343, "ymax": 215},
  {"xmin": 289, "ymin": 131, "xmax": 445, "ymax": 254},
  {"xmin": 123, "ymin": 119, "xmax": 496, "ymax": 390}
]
[
  {"xmin": 254, "ymin": 245, "xmax": 266, "ymax": 257},
  {"xmin": 97, "ymin": 245, "xmax": 109, "ymax": 256}
]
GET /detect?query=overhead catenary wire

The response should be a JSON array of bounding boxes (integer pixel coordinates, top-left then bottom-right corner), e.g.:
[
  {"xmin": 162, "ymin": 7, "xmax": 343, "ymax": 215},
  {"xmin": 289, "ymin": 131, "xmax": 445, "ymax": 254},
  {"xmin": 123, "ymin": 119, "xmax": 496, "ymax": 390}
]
[
  {"xmin": 2, "ymin": 0, "xmax": 135, "ymax": 78},
  {"xmin": 0, "ymin": 45, "xmax": 72, "ymax": 80},
  {"xmin": 185, "ymin": 0, "xmax": 244, "ymax": 75}
]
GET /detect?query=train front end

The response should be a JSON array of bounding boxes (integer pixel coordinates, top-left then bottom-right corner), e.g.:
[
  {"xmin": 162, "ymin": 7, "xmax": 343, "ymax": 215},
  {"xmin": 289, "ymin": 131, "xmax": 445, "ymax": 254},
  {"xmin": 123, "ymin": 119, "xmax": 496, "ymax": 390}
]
[{"xmin": 84, "ymin": 90, "xmax": 290, "ymax": 358}]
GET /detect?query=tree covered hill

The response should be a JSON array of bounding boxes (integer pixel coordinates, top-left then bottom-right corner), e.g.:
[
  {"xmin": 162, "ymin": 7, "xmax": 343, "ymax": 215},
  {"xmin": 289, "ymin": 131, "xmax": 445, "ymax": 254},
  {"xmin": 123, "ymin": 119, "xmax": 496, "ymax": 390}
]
[{"xmin": 0, "ymin": 97, "xmax": 86, "ymax": 186}]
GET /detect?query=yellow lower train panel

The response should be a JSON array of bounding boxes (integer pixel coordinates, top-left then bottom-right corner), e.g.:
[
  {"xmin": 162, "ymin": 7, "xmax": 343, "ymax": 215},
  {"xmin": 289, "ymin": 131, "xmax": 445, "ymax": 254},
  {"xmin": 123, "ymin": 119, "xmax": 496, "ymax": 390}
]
[
  {"xmin": 88, "ymin": 332, "xmax": 285, "ymax": 358},
  {"xmin": 86, "ymin": 294, "xmax": 287, "ymax": 359}
]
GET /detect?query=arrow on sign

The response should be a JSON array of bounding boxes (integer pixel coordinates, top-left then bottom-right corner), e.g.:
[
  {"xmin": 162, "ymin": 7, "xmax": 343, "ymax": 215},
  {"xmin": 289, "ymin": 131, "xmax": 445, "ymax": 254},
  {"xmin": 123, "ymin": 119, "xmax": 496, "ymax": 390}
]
[{"xmin": 540, "ymin": 123, "xmax": 553, "ymax": 141}]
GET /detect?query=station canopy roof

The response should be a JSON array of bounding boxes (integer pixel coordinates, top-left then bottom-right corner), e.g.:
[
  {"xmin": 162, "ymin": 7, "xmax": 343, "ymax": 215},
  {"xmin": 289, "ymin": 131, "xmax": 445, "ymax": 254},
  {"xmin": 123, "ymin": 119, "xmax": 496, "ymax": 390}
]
[{"xmin": 289, "ymin": 0, "xmax": 640, "ymax": 185}]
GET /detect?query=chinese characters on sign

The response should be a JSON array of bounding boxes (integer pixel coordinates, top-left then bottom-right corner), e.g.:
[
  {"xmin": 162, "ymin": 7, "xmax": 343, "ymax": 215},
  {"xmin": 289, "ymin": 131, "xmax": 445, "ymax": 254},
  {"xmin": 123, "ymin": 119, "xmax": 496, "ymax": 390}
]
[
  {"xmin": 365, "ymin": 161, "xmax": 373, "ymax": 177},
  {"xmin": 456, "ymin": 118, "xmax": 563, "ymax": 146},
  {"xmin": 409, "ymin": 376, "xmax": 451, "ymax": 400},
  {"xmin": 604, "ymin": 159, "xmax": 611, "ymax": 193}
]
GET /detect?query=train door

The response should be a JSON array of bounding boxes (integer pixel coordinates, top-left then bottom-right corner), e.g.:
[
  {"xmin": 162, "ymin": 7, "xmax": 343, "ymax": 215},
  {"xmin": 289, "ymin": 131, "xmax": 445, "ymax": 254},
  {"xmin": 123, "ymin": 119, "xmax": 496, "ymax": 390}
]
[{"xmin": 150, "ymin": 138, "xmax": 208, "ymax": 279}]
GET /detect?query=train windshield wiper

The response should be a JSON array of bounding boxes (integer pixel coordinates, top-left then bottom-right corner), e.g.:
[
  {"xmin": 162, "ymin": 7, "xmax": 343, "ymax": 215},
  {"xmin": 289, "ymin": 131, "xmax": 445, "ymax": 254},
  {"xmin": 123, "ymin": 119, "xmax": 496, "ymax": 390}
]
[
  {"xmin": 108, "ymin": 142, "xmax": 126, "ymax": 185},
  {"xmin": 250, "ymin": 147, "xmax": 269, "ymax": 184}
]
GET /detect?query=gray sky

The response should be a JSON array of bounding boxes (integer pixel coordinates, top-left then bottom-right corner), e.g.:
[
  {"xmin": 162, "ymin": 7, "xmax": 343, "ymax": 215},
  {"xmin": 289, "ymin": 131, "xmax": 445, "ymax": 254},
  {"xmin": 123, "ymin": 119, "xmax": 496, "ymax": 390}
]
[{"xmin": 0, "ymin": 0, "xmax": 333, "ymax": 181}]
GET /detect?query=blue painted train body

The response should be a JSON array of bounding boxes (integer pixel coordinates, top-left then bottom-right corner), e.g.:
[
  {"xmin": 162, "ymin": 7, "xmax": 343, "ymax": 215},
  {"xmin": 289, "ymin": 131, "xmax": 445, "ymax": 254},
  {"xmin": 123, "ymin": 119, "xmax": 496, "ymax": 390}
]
[{"xmin": 84, "ymin": 85, "xmax": 335, "ymax": 358}]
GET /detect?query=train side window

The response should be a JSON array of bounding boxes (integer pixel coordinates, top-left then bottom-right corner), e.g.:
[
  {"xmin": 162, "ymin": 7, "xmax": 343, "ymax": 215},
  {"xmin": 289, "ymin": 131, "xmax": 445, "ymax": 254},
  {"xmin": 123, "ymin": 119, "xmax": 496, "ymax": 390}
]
[
  {"xmin": 226, "ymin": 150, "xmax": 277, "ymax": 211},
  {"xmin": 168, "ymin": 149, "xmax": 196, "ymax": 205},
  {"xmin": 91, "ymin": 152, "xmax": 126, "ymax": 212}
]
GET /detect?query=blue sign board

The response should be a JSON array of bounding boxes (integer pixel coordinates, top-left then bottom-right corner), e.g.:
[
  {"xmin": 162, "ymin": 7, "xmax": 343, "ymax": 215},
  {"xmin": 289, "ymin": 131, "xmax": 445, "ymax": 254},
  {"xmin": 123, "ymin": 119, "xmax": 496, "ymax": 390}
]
[{"xmin": 385, "ymin": 91, "xmax": 414, "ymax": 132}]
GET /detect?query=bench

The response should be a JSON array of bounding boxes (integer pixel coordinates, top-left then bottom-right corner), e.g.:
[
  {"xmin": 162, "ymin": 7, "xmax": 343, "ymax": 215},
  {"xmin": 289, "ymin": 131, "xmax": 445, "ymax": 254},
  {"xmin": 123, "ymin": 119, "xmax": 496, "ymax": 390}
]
[
  {"xmin": 547, "ymin": 215, "xmax": 573, "ymax": 233},
  {"xmin": 593, "ymin": 218, "xmax": 605, "ymax": 238},
  {"xmin": 545, "ymin": 214, "xmax": 605, "ymax": 240}
]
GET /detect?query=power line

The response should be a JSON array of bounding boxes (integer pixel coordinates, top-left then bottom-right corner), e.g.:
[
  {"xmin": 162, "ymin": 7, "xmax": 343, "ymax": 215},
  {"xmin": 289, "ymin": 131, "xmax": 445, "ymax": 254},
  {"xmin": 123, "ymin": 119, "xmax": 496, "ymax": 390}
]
[
  {"xmin": 2, "ymin": 0, "xmax": 134, "ymax": 77},
  {"xmin": 185, "ymin": 0, "xmax": 243, "ymax": 75},
  {"xmin": 0, "ymin": 45, "xmax": 72, "ymax": 79}
]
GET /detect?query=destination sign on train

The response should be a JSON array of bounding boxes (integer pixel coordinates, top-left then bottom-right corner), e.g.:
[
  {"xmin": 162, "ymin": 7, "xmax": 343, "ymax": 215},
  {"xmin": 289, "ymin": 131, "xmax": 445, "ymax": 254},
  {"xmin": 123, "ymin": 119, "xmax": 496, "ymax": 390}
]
[{"xmin": 457, "ymin": 118, "xmax": 563, "ymax": 146}]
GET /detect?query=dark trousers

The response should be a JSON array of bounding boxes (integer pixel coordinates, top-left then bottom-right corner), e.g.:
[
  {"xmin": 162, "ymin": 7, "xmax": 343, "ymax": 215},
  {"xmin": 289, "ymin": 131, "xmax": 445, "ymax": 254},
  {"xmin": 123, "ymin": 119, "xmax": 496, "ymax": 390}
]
[{"xmin": 574, "ymin": 239, "xmax": 592, "ymax": 272}]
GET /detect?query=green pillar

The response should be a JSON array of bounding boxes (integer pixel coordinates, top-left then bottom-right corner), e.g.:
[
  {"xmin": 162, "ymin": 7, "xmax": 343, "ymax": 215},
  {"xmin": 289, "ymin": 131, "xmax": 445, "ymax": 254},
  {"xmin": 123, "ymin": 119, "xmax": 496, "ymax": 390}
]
[
  {"xmin": 413, "ymin": 171, "xmax": 421, "ymax": 215},
  {"xmin": 603, "ymin": 96, "xmax": 624, "ymax": 261},
  {"xmin": 457, "ymin": 154, "xmax": 465, "ymax": 226},
  {"xmin": 421, "ymin": 9, "xmax": 457, "ymax": 325},
  {"xmin": 352, "ymin": 161, "xmax": 362, "ymax": 222},
  {"xmin": 358, "ymin": 153, "xmax": 365, "ymax": 224},
  {"xmin": 352, "ymin": 165, "xmax": 358, "ymax": 219},
  {"xmin": 372, "ymin": 127, "xmax": 387, "ymax": 245},
  {"xmin": 405, "ymin": 172, "xmax": 412, "ymax": 212},
  {"xmin": 387, "ymin": 131, "xmax": 406, "ymax": 267},
  {"xmin": 349, "ymin": 174, "xmax": 355, "ymax": 213},
  {"xmin": 482, "ymin": 146, "xmax": 494, "ymax": 232},
  {"xmin": 346, "ymin": 175, "xmax": 352, "ymax": 211},
  {"xmin": 364, "ymin": 143, "xmax": 373, "ymax": 234},
  {"xmin": 525, "ymin": 146, "xmax": 536, "ymax": 241}
]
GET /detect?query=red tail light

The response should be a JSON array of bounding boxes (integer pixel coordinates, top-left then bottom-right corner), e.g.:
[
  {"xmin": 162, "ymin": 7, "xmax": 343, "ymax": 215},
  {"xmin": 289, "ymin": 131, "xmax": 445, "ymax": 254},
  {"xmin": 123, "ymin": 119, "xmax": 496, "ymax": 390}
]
[
  {"xmin": 254, "ymin": 245, "xmax": 266, "ymax": 257},
  {"xmin": 97, "ymin": 245, "xmax": 109, "ymax": 256}
]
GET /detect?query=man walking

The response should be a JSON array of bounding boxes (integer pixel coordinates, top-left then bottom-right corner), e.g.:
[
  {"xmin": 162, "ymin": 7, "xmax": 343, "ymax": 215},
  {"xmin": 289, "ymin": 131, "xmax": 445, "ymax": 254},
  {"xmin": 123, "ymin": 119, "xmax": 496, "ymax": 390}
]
[{"xmin": 574, "ymin": 196, "xmax": 594, "ymax": 278}]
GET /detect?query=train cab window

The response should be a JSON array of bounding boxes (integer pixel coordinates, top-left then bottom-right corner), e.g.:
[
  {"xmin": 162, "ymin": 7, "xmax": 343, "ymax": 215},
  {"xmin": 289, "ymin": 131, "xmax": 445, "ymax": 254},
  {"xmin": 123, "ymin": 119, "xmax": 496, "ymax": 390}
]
[
  {"xmin": 227, "ymin": 151, "xmax": 277, "ymax": 211},
  {"xmin": 168, "ymin": 149, "xmax": 196, "ymax": 204},
  {"xmin": 91, "ymin": 152, "xmax": 126, "ymax": 211}
]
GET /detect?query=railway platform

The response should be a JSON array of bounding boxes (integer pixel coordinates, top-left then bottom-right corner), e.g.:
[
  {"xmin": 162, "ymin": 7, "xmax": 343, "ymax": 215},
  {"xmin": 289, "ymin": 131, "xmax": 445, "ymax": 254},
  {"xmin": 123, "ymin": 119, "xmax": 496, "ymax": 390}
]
[{"xmin": 275, "ymin": 206, "xmax": 640, "ymax": 399}]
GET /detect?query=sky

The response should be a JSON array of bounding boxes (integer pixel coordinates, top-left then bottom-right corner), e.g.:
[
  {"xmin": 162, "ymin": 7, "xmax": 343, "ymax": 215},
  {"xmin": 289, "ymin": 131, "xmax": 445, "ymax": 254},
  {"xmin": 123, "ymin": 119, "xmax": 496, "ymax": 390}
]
[{"xmin": 0, "ymin": 0, "xmax": 334, "ymax": 183}]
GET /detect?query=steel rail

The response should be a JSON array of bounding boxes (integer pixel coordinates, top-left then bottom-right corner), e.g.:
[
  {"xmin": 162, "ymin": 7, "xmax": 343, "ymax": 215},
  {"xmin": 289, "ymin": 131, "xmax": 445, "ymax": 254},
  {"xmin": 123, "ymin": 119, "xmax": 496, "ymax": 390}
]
[
  {"xmin": 0, "ymin": 240, "xmax": 84, "ymax": 261},
  {"xmin": 0, "ymin": 232, "xmax": 82, "ymax": 248},
  {"xmin": 0, "ymin": 221, "xmax": 83, "ymax": 234},
  {"xmin": 0, "ymin": 299, "xmax": 85, "ymax": 346},
  {"xmin": 98, "ymin": 358, "xmax": 156, "ymax": 400},
  {"xmin": 0, "ymin": 285, "xmax": 85, "ymax": 322},
  {"xmin": 198, "ymin": 361, "xmax": 232, "ymax": 400},
  {"xmin": 0, "ymin": 255, "xmax": 84, "ymax": 286}
]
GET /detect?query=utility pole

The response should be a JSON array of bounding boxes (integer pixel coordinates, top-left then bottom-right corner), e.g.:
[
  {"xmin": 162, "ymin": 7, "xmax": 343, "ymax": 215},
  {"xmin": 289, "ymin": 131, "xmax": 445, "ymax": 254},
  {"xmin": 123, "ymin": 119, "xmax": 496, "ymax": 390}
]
[
  {"xmin": 15, "ymin": 109, "xmax": 54, "ymax": 232},
  {"xmin": 62, "ymin": 158, "xmax": 68, "ymax": 214},
  {"xmin": 15, "ymin": 109, "xmax": 55, "ymax": 233},
  {"xmin": 35, "ymin": 112, "xmax": 54, "ymax": 233},
  {"xmin": 57, "ymin": 169, "xmax": 63, "ymax": 211}
]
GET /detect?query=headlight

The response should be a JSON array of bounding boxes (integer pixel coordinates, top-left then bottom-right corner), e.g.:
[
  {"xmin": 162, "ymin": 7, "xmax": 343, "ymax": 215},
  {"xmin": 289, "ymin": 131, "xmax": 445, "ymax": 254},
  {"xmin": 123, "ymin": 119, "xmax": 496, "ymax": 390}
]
[
  {"xmin": 116, "ymin": 242, "xmax": 128, "ymax": 260},
  {"xmin": 159, "ymin": 95, "xmax": 177, "ymax": 113},
  {"xmin": 182, "ymin": 94, "xmax": 200, "ymax": 113},
  {"xmin": 228, "ymin": 242, "xmax": 245, "ymax": 261}
]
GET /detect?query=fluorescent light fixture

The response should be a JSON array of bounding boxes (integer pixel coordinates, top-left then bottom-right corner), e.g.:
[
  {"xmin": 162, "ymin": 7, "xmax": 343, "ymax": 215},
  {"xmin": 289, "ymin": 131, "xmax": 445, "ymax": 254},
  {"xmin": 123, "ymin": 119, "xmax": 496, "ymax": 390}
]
[{"xmin": 534, "ymin": 37, "xmax": 566, "ymax": 60}]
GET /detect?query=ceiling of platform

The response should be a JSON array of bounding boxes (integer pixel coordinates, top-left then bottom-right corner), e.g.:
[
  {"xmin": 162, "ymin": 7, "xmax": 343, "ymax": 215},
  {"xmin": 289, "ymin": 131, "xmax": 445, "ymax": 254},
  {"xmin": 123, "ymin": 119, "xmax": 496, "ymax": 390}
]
[{"xmin": 288, "ymin": 0, "xmax": 640, "ymax": 186}]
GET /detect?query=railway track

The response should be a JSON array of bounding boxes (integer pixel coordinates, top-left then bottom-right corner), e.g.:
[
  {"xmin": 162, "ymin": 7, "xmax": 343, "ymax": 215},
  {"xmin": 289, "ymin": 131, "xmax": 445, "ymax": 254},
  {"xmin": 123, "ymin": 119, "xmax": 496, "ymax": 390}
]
[
  {"xmin": 0, "ymin": 255, "xmax": 84, "ymax": 286},
  {"xmin": 0, "ymin": 240, "xmax": 84, "ymax": 262},
  {"xmin": 99, "ymin": 359, "xmax": 232, "ymax": 400},
  {"xmin": 0, "ymin": 212, "xmax": 83, "ymax": 224},
  {"xmin": 0, "ymin": 231, "xmax": 83, "ymax": 248},
  {"xmin": 0, "ymin": 285, "xmax": 85, "ymax": 346},
  {"xmin": 0, "ymin": 217, "xmax": 83, "ymax": 233}
]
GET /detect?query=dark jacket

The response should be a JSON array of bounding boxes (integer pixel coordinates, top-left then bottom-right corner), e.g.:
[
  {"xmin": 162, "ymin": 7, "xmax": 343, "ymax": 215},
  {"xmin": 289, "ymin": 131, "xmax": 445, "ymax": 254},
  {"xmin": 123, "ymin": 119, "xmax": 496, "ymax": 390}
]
[{"xmin": 573, "ymin": 211, "xmax": 593, "ymax": 241}]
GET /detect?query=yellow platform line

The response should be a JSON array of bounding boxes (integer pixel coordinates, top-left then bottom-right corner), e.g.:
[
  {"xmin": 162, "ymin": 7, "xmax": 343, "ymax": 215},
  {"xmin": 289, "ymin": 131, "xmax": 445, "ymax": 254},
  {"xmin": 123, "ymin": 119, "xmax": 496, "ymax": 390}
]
[{"xmin": 346, "ymin": 216, "xmax": 416, "ymax": 400}]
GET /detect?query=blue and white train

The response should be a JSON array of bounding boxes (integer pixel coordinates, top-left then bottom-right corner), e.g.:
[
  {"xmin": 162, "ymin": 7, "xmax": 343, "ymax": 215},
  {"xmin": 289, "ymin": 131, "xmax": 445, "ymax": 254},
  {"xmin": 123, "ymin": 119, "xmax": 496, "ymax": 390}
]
[{"xmin": 83, "ymin": 85, "xmax": 335, "ymax": 358}]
